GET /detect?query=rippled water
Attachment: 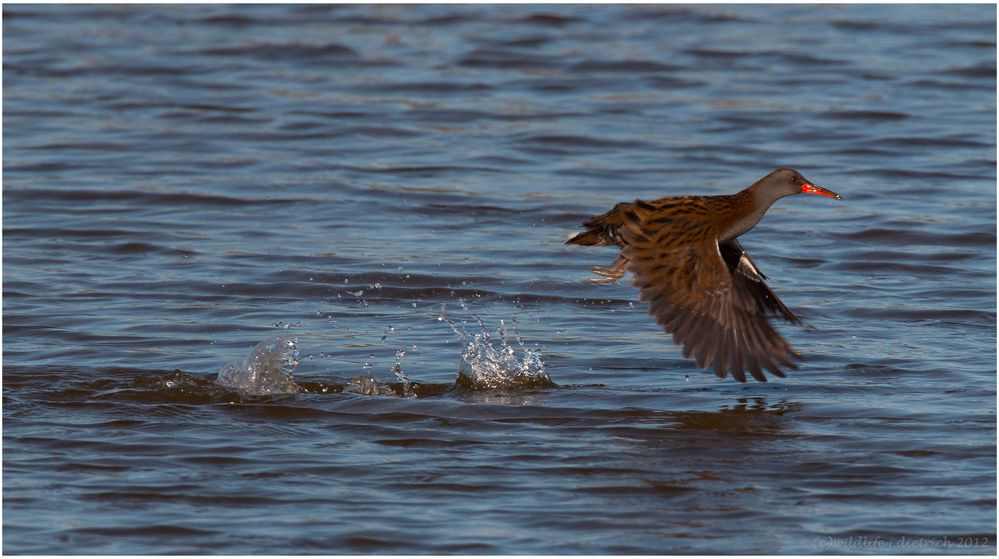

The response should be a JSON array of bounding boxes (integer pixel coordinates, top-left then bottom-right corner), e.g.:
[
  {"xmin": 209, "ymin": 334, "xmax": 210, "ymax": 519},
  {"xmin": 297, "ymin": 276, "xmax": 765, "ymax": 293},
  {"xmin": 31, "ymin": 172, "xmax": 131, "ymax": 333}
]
[{"xmin": 4, "ymin": 4, "xmax": 996, "ymax": 554}]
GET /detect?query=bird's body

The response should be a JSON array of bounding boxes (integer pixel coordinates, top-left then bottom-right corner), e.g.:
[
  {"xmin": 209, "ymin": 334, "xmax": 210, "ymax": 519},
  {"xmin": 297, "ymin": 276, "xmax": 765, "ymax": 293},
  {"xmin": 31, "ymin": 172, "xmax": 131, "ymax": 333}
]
[{"xmin": 567, "ymin": 168, "xmax": 841, "ymax": 382}]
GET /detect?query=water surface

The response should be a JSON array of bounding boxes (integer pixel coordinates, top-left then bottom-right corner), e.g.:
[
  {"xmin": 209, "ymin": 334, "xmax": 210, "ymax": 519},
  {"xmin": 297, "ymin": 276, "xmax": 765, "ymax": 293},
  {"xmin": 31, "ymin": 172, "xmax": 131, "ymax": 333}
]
[{"xmin": 3, "ymin": 4, "xmax": 996, "ymax": 554}]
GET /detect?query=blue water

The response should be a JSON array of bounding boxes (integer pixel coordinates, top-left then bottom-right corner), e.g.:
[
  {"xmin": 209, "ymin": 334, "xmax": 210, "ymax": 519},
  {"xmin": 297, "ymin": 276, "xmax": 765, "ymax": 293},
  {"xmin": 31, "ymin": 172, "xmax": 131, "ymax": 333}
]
[{"xmin": 3, "ymin": 4, "xmax": 996, "ymax": 554}]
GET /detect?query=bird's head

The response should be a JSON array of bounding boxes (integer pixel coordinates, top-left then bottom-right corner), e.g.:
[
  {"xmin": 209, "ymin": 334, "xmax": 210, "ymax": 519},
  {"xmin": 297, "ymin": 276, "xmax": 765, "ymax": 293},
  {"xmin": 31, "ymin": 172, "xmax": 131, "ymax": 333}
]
[{"xmin": 763, "ymin": 168, "xmax": 842, "ymax": 200}]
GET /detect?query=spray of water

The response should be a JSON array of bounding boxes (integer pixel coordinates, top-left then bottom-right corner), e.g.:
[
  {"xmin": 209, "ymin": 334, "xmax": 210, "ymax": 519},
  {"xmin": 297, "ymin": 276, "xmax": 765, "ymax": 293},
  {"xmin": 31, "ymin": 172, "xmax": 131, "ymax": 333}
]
[
  {"xmin": 438, "ymin": 311, "xmax": 553, "ymax": 390},
  {"xmin": 216, "ymin": 336, "xmax": 302, "ymax": 395},
  {"xmin": 215, "ymin": 305, "xmax": 553, "ymax": 398}
]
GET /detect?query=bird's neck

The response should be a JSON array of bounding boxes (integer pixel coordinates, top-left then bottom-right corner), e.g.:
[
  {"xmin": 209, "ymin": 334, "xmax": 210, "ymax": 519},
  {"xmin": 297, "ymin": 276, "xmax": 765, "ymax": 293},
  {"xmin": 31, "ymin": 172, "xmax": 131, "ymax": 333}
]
[{"xmin": 718, "ymin": 186, "xmax": 787, "ymax": 241}]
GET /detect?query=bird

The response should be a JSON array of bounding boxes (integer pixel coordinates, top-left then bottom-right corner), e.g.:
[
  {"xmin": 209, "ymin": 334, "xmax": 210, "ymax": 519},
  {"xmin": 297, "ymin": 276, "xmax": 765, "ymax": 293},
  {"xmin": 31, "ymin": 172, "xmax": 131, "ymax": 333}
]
[{"xmin": 566, "ymin": 168, "xmax": 842, "ymax": 382}]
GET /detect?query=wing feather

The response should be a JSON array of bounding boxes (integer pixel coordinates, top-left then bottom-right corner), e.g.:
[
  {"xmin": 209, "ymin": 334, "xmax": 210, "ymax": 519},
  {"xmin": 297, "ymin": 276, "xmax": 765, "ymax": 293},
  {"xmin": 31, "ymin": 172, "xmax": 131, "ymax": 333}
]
[{"xmin": 620, "ymin": 218, "xmax": 801, "ymax": 382}]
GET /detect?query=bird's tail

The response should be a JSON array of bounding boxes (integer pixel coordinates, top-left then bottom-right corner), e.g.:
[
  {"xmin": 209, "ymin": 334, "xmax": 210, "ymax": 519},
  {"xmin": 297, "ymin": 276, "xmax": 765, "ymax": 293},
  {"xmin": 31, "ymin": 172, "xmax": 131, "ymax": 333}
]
[
  {"xmin": 565, "ymin": 228, "xmax": 605, "ymax": 246},
  {"xmin": 565, "ymin": 203, "xmax": 627, "ymax": 246}
]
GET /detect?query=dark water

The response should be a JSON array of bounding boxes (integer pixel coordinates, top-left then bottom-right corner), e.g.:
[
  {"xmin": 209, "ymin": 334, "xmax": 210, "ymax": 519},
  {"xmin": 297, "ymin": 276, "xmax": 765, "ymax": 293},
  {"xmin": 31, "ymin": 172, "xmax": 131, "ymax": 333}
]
[{"xmin": 4, "ymin": 4, "xmax": 996, "ymax": 555}]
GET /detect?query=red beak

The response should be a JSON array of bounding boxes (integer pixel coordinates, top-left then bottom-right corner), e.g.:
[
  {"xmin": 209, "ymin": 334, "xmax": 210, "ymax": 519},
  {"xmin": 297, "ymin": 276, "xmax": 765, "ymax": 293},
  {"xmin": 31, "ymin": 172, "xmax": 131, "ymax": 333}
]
[{"xmin": 801, "ymin": 183, "xmax": 843, "ymax": 200}]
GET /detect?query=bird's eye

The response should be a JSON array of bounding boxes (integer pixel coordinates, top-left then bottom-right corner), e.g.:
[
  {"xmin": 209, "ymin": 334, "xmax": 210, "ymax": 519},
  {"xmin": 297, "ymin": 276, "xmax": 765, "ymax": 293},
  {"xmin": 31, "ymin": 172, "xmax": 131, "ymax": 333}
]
[{"xmin": 790, "ymin": 176, "xmax": 799, "ymax": 183}]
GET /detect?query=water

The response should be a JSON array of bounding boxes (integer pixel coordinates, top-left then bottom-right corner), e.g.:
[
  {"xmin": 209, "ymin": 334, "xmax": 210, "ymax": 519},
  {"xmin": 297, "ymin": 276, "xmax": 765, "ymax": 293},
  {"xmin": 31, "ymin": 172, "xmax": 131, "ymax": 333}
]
[
  {"xmin": 3, "ymin": 4, "xmax": 995, "ymax": 554},
  {"xmin": 216, "ymin": 336, "xmax": 302, "ymax": 395}
]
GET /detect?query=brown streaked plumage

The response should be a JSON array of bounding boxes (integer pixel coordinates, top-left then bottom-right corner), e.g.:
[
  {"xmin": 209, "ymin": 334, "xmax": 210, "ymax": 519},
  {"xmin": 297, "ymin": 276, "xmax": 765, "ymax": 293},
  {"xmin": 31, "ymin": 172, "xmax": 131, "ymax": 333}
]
[{"xmin": 566, "ymin": 168, "xmax": 842, "ymax": 382}]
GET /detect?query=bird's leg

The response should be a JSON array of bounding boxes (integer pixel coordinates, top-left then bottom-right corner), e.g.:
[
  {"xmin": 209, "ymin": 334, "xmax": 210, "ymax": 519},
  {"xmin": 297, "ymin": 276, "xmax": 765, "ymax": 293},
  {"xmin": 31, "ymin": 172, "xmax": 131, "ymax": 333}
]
[{"xmin": 589, "ymin": 255, "xmax": 629, "ymax": 283}]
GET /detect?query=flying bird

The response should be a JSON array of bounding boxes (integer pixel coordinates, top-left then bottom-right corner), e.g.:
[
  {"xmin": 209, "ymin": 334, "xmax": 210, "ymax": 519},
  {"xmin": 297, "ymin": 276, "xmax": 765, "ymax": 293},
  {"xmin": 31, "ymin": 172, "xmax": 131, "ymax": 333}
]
[{"xmin": 566, "ymin": 168, "xmax": 842, "ymax": 382}]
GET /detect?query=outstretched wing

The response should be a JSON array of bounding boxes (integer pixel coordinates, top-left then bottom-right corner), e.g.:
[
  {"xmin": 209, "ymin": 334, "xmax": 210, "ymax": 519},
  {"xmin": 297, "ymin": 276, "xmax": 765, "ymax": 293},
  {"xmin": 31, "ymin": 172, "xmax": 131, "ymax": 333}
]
[{"xmin": 620, "ymin": 220, "xmax": 800, "ymax": 382}]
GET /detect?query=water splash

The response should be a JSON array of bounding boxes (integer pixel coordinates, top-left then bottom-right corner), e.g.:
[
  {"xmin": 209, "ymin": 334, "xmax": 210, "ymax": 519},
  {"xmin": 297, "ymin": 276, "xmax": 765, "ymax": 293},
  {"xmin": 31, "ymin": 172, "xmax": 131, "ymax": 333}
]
[
  {"xmin": 216, "ymin": 336, "xmax": 302, "ymax": 395},
  {"xmin": 393, "ymin": 348, "xmax": 413, "ymax": 396},
  {"xmin": 346, "ymin": 371, "xmax": 395, "ymax": 396},
  {"xmin": 440, "ymin": 313, "xmax": 553, "ymax": 390}
]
